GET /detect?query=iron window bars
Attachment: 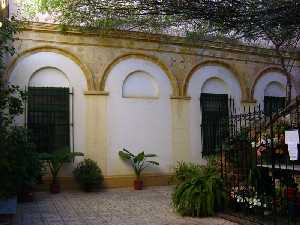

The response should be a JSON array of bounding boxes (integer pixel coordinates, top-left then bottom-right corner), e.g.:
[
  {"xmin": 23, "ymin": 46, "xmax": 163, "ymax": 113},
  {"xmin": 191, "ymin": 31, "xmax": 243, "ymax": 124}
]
[{"xmin": 27, "ymin": 87, "xmax": 73, "ymax": 153}]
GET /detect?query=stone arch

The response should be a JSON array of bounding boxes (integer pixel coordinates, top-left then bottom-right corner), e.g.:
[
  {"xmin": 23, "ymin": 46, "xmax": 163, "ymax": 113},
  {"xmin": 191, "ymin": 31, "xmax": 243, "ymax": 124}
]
[
  {"xmin": 98, "ymin": 53, "xmax": 179, "ymax": 96},
  {"xmin": 183, "ymin": 60, "xmax": 249, "ymax": 101},
  {"xmin": 250, "ymin": 66, "xmax": 298, "ymax": 101},
  {"xmin": 8, "ymin": 49, "xmax": 89, "ymax": 155},
  {"xmin": 5, "ymin": 46, "xmax": 95, "ymax": 90}
]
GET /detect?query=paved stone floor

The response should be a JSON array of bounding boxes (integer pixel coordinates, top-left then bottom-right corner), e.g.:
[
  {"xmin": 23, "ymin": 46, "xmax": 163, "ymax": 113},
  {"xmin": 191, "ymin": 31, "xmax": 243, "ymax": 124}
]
[{"xmin": 13, "ymin": 186, "xmax": 237, "ymax": 225}]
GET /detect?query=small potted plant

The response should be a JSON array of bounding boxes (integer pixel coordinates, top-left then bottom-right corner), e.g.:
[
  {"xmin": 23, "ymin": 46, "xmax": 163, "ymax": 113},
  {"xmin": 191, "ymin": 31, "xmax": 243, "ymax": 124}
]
[
  {"xmin": 119, "ymin": 149, "xmax": 159, "ymax": 190},
  {"xmin": 40, "ymin": 148, "xmax": 83, "ymax": 193},
  {"xmin": 73, "ymin": 159, "xmax": 104, "ymax": 192},
  {"xmin": 283, "ymin": 175, "xmax": 298, "ymax": 202}
]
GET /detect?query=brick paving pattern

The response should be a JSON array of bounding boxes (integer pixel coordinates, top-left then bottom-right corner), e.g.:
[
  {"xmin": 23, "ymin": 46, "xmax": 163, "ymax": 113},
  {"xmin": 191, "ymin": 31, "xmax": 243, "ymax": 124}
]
[{"xmin": 13, "ymin": 186, "xmax": 237, "ymax": 225}]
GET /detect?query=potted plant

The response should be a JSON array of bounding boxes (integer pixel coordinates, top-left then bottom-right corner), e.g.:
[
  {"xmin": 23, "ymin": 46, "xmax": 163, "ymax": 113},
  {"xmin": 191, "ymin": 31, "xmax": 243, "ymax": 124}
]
[
  {"xmin": 283, "ymin": 175, "xmax": 298, "ymax": 202},
  {"xmin": 73, "ymin": 159, "xmax": 104, "ymax": 192},
  {"xmin": 119, "ymin": 149, "xmax": 159, "ymax": 190},
  {"xmin": 172, "ymin": 158, "xmax": 226, "ymax": 216},
  {"xmin": 40, "ymin": 148, "xmax": 83, "ymax": 193}
]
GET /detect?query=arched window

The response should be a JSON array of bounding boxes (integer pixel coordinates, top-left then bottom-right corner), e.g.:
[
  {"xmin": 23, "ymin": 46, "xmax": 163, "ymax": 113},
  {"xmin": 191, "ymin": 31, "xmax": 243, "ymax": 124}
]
[
  {"xmin": 27, "ymin": 68, "xmax": 72, "ymax": 153},
  {"xmin": 200, "ymin": 77, "xmax": 229, "ymax": 155},
  {"xmin": 264, "ymin": 81, "xmax": 286, "ymax": 116}
]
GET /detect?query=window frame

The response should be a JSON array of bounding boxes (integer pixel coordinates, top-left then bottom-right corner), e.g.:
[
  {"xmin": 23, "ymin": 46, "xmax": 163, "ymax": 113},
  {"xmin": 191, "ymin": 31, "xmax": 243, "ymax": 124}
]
[{"xmin": 26, "ymin": 86, "xmax": 73, "ymax": 153}]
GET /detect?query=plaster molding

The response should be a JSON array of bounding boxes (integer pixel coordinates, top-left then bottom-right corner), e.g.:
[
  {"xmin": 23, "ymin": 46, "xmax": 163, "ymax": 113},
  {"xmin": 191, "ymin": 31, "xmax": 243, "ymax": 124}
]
[
  {"xmin": 182, "ymin": 60, "xmax": 249, "ymax": 102},
  {"xmin": 23, "ymin": 22, "xmax": 300, "ymax": 60},
  {"xmin": 5, "ymin": 45, "xmax": 95, "ymax": 90},
  {"xmin": 84, "ymin": 90, "xmax": 109, "ymax": 96},
  {"xmin": 250, "ymin": 66, "xmax": 298, "ymax": 101},
  {"xmin": 98, "ymin": 53, "xmax": 179, "ymax": 96}
]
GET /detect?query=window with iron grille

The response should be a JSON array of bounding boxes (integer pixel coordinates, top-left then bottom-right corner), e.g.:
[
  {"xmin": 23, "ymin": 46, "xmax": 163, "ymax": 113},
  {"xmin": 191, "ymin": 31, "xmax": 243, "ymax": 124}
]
[
  {"xmin": 200, "ymin": 93, "xmax": 229, "ymax": 156},
  {"xmin": 27, "ymin": 87, "xmax": 71, "ymax": 153},
  {"xmin": 264, "ymin": 96, "xmax": 286, "ymax": 116}
]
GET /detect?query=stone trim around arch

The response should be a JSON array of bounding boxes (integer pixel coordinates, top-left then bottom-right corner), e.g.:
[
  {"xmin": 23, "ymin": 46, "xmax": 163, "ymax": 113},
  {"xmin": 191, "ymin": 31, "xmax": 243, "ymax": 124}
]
[
  {"xmin": 250, "ymin": 66, "xmax": 298, "ymax": 101},
  {"xmin": 97, "ymin": 53, "xmax": 179, "ymax": 97},
  {"xmin": 5, "ymin": 46, "xmax": 95, "ymax": 90},
  {"xmin": 182, "ymin": 60, "xmax": 249, "ymax": 102}
]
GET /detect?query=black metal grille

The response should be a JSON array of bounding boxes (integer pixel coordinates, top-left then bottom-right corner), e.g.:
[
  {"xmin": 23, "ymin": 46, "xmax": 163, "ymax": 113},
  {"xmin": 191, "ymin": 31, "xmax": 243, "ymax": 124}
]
[
  {"xmin": 200, "ymin": 93, "xmax": 231, "ymax": 156},
  {"xmin": 264, "ymin": 96, "xmax": 286, "ymax": 116},
  {"xmin": 219, "ymin": 97, "xmax": 300, "ymax": 225},
  {"xmin": 27, "ymin": 87, "xmax": 71, "ymax": 153}
]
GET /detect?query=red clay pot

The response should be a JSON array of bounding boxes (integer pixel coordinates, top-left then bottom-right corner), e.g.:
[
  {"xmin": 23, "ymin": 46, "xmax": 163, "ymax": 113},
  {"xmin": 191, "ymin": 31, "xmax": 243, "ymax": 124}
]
[
  {"xmin": 134, "ymin": 180, "xmax": 143, "ymax": 190},
  {"xmin": 286, "ymin": 187, "xmax": 297, "ymax": 201},
  {"xmin": 50, "ymin": 183, "xmax": 61, "ymax": 194}
]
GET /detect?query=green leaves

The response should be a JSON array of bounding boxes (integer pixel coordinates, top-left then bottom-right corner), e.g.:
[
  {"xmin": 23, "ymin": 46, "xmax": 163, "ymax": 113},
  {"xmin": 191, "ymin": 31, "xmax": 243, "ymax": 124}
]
[
  {"xmin": 146, "ymin": 160, "xmax": 159, "ymax": 166},
  {"xmin": 73, "ymin": 159, "xmax": 104, "ymax": 191},
  {"xmin": 39, "ymin": 148, "xmax": 83, "ymax": 184},
  {"xmin": 118, "ymin": 150, "xmax": 132, "ymax": 160},
  {"xmin": 118, "ymin": 149, "xmax": 159, "ymax": 179},
  {"xmin": 134, "ymin": 152, "xmax": 145, "ymax": 164},
  {"xmin": 172, "ymin": 159, "xmax": 226, "ymax": 217}
]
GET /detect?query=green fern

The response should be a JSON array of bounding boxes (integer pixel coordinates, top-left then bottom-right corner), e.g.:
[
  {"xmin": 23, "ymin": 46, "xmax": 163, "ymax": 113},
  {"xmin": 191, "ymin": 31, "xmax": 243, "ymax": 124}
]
[{"xmin": 172, "ymin": 159, "xmax": 226, "ymax": 217}]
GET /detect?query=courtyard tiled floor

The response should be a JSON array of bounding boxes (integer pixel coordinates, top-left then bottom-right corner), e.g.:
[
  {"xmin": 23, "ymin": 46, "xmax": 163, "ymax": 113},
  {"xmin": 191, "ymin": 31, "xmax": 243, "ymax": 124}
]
[{"xmin": 13, "ymin": 186, "xmax": 237, "ymax": 225}]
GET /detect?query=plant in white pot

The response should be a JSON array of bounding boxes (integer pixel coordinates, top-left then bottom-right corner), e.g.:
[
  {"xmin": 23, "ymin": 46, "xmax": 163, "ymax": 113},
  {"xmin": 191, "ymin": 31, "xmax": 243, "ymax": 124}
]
[{"xmin": 119, "ymin": 149, "xmax": 159, "ymax": 190}]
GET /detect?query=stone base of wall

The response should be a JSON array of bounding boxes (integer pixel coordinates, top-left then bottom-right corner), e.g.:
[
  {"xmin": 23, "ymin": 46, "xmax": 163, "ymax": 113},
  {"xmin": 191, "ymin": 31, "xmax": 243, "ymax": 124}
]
[{"xmin": 36, "ymin": 174, "xmax": 173, "ymax": 191}]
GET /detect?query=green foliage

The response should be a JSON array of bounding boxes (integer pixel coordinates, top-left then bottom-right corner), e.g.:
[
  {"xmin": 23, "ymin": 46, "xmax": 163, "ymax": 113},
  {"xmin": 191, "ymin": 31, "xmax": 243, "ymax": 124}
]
[
  {"xmin": 118, "ymin": 148, "xmax": 159, "ymax": 179},
  {"xmin": 173, "ymin": 161, "xmax": 203, "ymax": 184},
  {"xmin": 249, "ymin": 167, "xmax": 273, "ymax": 196},
  {"xmin": 0, "ymin": 17, "xmax": 21, "ymax": 74},
  {"xmin": 73, "ymin": 159, "xmax": 104, "ymax": 191},
  {"xmin": 0, "ymin": 17, "xmax": 35, "ymax": 199},
  {"xmin": 172, "ymin": 159, "xmax": 226, "ymax": 217},
  {"xmin": 39, "ymin": 149, "xmax": 83, "ymax": 184},
  {"xmin": 0, "ymin": 128, "xmax": 42, "ymax": 198},
  {"xmin": 282, "ymin": 172, "xmax": 298, "ymax": 188}
]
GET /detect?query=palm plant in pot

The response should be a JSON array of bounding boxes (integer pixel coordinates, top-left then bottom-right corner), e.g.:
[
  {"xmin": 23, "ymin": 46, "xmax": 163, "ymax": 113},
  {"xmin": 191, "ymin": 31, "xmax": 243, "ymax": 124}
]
[
  {"xmin": 39, "ymin": 148, "xmax": 83, "ymax": 193},
  {"xmin": 119, "ymin": 149, "xmax": 159, "ymax": 190}
]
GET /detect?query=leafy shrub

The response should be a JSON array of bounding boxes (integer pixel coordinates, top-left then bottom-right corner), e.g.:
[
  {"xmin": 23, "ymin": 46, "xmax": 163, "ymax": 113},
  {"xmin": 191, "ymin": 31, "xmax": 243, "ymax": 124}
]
[
  {"xmin": 0, "ymin": 127, "xmax": 42, "ymax": 198},
  {"xmin": 172, "ymin": 159, "xmax": 226, "ymax": 217},
  {"xmin": 73, "ymin": 159, "xmax": 104, "ymax": 191},
  {"xmin": 173, "ymin": 161, "xmax": 203, "ymax": 184}
]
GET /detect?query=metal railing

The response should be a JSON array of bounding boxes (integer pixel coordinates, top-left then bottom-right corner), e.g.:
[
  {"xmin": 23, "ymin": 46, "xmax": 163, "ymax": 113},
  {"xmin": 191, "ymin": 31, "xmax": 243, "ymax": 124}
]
[{"xmin": 218, "ymin": 97, "xmax": 300, "ymax": 225}]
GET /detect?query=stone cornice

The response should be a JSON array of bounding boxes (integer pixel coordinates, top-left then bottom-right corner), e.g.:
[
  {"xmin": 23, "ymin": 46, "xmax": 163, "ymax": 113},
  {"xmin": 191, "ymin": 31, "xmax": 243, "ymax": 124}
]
[{"xmin": 22, "ymin": 22, "xmax": 299, "ymax": 60}]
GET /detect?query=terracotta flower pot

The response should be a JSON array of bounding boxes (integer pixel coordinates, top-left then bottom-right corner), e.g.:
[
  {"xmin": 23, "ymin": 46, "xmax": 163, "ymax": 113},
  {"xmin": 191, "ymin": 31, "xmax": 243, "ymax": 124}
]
[
  {"xmin": 286, "ymin": 187, "xmax": 297, "ymax": 201},
  {"xmin": 134, "ymin": 180, "xmax": 143, "ymax": 190},
  {"xmin": 50, "ymin": 183, "xmax": 61, "ymax": 194}
]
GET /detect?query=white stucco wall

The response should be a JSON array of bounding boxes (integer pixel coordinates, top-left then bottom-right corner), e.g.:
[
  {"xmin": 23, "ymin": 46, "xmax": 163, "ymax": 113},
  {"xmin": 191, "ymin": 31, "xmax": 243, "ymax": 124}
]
[
  {"xmin": 253, "ymin": 71, "xmax": 296, "ymax": 107},
  {"xmin": 187, "ymin": 65, "xmax": 242, "ymax": 163},
  {"xmin": 105, "ymin": 58, "xmax": 173, "ymax": 175},
  {"xmin": 9, "ymin": 52, "xmax": 87, "ymax": 174}
]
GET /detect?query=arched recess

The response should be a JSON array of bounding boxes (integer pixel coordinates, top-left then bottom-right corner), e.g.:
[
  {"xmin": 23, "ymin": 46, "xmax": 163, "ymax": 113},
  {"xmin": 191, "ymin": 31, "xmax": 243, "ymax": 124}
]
[
  {"xmin": 29, "ymin": 67, "xmax": 70, "ymax": 87},
  {"xmin": 5, "ymin": 46, "xmax": 95, "ymax": 90},
  {"xmin": 183, "ymin": 60, "xmax": 248, "ymax": 101},
  {"xmin": 187, "ymin": 64, "xmax": 243, "ymax": 163},
  {"xmin": 98, "ymin": 53, "xmax": 179, "ymax": 96},
  {"xmin": 9, "ymin": 51, "xmax": 88, "ymax": 162},
  {"xmin": 105, "ymin": 58, "xmax": 173, "ymax": 175},
  {"xmin": 122, "ymin": 71, "xmax": 159, "ymax": 98},
  {"xmin": 251, "ymin": 66, "xmax": 298, "ymax": 102}
]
